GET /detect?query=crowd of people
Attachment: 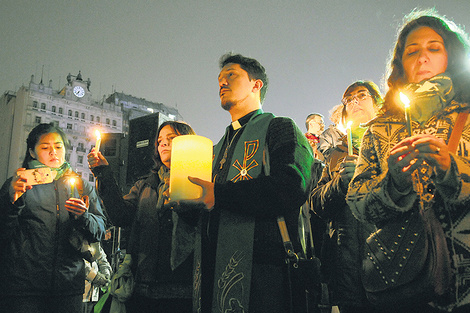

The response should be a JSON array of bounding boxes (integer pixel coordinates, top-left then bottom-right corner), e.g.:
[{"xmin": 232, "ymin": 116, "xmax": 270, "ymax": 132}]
[{"xmin": 1, "ymin": 8, "xmax": 470, "ymax": 313}]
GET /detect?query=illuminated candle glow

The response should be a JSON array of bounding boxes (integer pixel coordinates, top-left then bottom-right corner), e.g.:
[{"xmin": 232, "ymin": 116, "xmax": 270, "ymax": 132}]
[
  {"xmin": 346, "ymin": 121, "xmax": 353, "ymax": 156},
  {"xmin": 400, "ymin": 92, "xmax": 412, "ymax": 136},
  {"xmin": 169, "ymin": 135, "xmax": 213, "ymax": 201},
  {"xmin": 94, "ymin": 130, "xmax": 101, "ymax": 153},
  {"xmin": 70, "ymin": 177, "xmax": 76, "ymax": 198}
]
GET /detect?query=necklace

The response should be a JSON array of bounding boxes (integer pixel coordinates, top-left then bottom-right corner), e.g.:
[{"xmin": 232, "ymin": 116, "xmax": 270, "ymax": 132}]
[{"xmin": 218, "ymin": 126, "xmax": 244, "ymax": 170}]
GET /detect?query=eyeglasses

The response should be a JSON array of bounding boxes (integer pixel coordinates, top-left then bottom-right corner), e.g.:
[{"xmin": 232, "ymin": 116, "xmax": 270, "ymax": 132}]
[{"xmin": 342, "ymin": 91, "xmax": 371, "ymax": 106}]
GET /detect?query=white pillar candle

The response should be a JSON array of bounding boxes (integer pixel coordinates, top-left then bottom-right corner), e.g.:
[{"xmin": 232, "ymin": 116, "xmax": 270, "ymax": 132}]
[{"xmin": 169, "ymin": 135, "xmax": 213, "ymax": 201}]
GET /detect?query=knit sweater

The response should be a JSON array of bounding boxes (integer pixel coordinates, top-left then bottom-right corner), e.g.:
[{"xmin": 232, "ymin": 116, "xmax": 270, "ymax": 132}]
[{"xmin": 347, "ymin": 100, "xmax": 470, "ymax": 311}]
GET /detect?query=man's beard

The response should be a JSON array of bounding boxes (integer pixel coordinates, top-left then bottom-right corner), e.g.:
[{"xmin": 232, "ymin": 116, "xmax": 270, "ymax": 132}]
[{"xmin": 221, "ymin": 100, "xmax": 235, "ymax": 111}]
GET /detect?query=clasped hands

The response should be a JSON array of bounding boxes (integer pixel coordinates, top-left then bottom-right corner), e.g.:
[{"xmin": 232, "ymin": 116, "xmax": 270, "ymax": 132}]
[
  {"xmin": 339, "ymin": 155, "xmax": 358, "ymax": 190},
  {"xmin": 388, "ymin": 134, "xmax": 450, "ymax": 191},
  {"xmin": 65, "ymin": 195, "xmax": 89, "ymax": 218}
]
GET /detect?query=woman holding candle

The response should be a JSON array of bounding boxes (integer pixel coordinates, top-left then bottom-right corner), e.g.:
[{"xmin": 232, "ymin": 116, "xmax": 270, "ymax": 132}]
[
  {"xmin": 309, "ymin": 80, "xmax": 382, "ymax": 313},
  {"xmin": 0, "ymin": 123, "xmax": 106, "ymax": 313},
  {"xmin": 347, "ymin": 9, "xmax": 470, "ymax": 312},
  {"xmin": 88, "ymin": 120, "xmax": 200, "ymax": 312}
]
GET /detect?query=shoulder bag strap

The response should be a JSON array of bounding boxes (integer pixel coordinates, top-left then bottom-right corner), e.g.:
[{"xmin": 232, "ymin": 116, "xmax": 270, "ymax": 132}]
[
  {"xmin": 277, "ymin": 216, "xmax": 297, "ymax": 259},
  {"xmin": 448, "ymin": 111, "xmax": 469, "ymax": 154}
]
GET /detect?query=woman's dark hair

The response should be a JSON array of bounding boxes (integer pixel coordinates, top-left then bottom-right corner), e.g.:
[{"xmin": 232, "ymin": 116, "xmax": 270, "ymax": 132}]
[
  {"xmin": 152, "ymin": 120, "xmax": 196, "ymax": 169},
  {"xmin": 383, "ymin": 8, "xmax": 470, "ymax": 114},
  {"xmin": 341, "ymin": 80, "xmax": 384, "ymax": 125},
  {"xmin": 219, "ymin": 53, "xmax": 269, "ymax": 103},
  {"xmin": 22, "ymin": 123, "xmax": 70, "ymax": 168}
]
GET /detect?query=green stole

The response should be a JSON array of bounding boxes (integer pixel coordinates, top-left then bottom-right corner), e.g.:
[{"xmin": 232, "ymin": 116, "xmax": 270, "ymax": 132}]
[{"xmin": 195, "ymin": 110, "xmax": 274, "ymax": 313}]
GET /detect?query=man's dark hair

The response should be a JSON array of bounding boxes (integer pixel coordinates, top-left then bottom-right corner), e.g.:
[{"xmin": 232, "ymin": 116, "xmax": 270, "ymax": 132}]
[{"xmin": 219, "ymin": 53, "xmax": 269, "ymax": 103}]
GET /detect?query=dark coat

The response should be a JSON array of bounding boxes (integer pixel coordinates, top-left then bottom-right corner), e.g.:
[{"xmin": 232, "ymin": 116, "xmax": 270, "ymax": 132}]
[
  {"xmin": 309, "ymin": 142, "xmax": 375, "ymax": 307},
  {"xmin": 0, "ymin": 172, "xmax": 106, "ymax": 296},
  {"xmin": 92, "ymin": 166, "xmax": 196, "ymax": 299}
]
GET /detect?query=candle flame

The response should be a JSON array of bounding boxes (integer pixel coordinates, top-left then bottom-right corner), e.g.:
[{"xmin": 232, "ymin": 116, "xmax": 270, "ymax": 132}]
[
  {"xmin": 346, "ymin": 121, "xmax": 353, "ymax": 129},
  {"xmin": 70, "ymin": 177, "xmax": 76, "ymax": 186},
  {"xmin": 95, "ymin": 130, "xmax": 101, "ymax": 140},
  {"xmin": 400, "ymin": 92, "xmax": 410, "ymax": 108}
]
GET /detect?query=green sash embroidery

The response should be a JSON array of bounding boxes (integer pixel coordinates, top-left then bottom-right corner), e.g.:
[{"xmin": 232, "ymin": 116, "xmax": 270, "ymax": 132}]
[{"xmin": 193, "ymin": 110, "xmax": 274, "ymax": 313}]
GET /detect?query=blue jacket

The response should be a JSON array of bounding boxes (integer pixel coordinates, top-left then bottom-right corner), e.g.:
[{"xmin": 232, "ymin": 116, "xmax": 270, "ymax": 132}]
[{"xmin": 0, "ymin": 171, "xmax": 106, "ymax": 296}]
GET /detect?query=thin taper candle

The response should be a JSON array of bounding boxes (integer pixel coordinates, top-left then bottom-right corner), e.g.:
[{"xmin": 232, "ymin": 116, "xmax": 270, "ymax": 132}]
[
  {"xmin": 70, "ymin": 177, "xmax": 76, "ymax": 198},
  {"xmin": 400, "ymin": 92, "xmax": 412, "ymax": 136},
  {"xmin": 94, "ymin": 130, "xmax": 101, "ymax": 153},
  {"xmin": 346, "ymin": 121, "xmax": 353, "ymax": 156}
]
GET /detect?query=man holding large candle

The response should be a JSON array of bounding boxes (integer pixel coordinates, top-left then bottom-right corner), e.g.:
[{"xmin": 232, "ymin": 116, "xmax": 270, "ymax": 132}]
[
  {"xmin": 309, "ymin": 81, "xmax": 382, "ymax": 313},
  {"xmin": 189, "ymin": 53, "xmax": 313, "ymax": 313}
]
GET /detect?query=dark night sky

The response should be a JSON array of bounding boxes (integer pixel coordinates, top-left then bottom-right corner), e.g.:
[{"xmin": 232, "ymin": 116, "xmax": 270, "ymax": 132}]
[{"xmin": 1, "ymin": 0, "xmax": 469, "ymax": 143}]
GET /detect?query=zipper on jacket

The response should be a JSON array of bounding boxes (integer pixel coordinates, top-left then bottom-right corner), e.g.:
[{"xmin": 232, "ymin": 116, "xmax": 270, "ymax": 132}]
[{"xmin": 51, "ymin": 180, "xmax": 61, "ymax": 293}]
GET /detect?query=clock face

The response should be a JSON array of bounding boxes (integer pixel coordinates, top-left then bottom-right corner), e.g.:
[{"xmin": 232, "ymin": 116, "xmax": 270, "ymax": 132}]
[{"xmin": 73, "ymin": 86, "xmax": 85, "ymax": 98}]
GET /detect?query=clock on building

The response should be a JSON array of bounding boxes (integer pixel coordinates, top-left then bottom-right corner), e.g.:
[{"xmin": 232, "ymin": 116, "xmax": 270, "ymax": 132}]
[{"xmin": 73, "ymin": 85, "xmax": 85, "ymax": 98}]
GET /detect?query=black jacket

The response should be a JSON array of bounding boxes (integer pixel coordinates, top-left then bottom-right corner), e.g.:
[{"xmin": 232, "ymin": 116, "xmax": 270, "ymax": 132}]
[
  {"xmin": 92, "ymin": 166, "xmax": 197, "ymax": 299},
  {"xmin": 309, "ymin": 142, "xmax": 375, "ymax": 307}
]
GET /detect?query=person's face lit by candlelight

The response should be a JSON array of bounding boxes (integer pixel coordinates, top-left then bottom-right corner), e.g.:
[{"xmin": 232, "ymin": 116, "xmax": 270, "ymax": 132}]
[
  {"xmin": 29, "ymin": 132, "xmax": 65, "ymax": 168},
  {"xmin": 402, "ymin": 26, "xmax": 448, "ymax": 83},
  {"xmin": 156, "ymin": 125, "xmax": 179, "ymax": 168},
  {"xmin": 343, "ymin": 86, "xmax": 377, "ymax": 127}
]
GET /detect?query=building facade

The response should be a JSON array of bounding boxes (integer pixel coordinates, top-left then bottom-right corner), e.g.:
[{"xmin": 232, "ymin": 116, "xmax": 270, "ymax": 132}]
[{"xmin": 0, "ymin": 71, "xmax": 180, "ymax": 183}]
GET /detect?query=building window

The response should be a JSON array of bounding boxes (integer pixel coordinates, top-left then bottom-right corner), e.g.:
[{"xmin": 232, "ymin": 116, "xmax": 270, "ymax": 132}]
[
  {"xmin": 90, "ymin": 115, "xmax": 94, "ymax": 122},
  {"xmin": 33, "ymin": 101, "xmax": 38, "ymax": 108},
  {"xmin": 75, "ymin": 111, "xmax": 79, "ymax": 118},
  {"xmin": 106, "ymin": 118, "xmax": 110, "ymax": 125},
  {"xmin": 52, "ymin": 106, "xmax": 56, "ymax": 112},
  {"xmin": 41, "ymin": 103, "xmax": 46, "ymax": 110},
  {"xmin": 52, "ymin": 121, "xmax": 59, "ymax": 127},
  {"xmin": 35, "ymin": 116, "xmax": 41, "ymax": 124},
  {"xmin": 59, "ymin": 107, "xmax": 63, "ymax": 114},
  {"xmin": 81, "ymin": 113, "xmax": 85, "ymax": 120},
  {"xmin": 77, "ymin": 156, "xmax": 83, "ymax": 164},
  {"xmin": 89, "ymin": 174, "xmax": 94, "ymax": 182},
  {"xmin": 77, "ymin": 142, "xmax": 85, "ymax": 152},
  {"xmin": 96, "ymin": 116, "xmax": 100, "ymax": 123},
  {"xmin": 68, "ymin": 110, "xmax": 72, "ymax": 116},
  {"xmin": 112, "ymin": 120, "xmax": 117, "ymax": 127},
  {"xmin": 65, "ymin": 153, "xmax": 70, "ymax": 162},
  {"xmin": 67, "ymin": 123, "xmax": 72, "ymax": 130}
]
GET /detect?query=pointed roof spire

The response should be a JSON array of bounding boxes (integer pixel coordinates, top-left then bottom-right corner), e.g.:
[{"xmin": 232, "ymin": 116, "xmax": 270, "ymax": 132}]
[{"xmin": 40, "ymin": 65, "xmax": 44, "ymax": 84}]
